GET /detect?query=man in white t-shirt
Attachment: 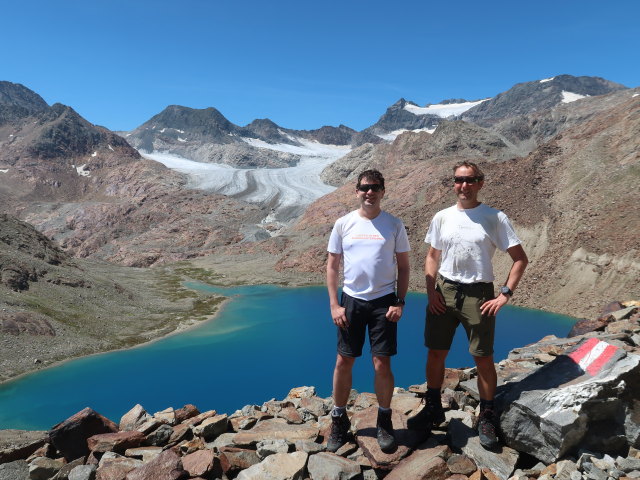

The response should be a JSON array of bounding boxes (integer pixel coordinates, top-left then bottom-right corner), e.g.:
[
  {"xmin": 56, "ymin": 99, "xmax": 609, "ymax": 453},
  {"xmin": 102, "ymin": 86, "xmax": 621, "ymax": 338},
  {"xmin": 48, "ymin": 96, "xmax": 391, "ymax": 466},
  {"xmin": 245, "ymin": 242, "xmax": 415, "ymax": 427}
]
[
  {"xmin": 408, "ymin": 161, "xmax": 528, "ymax": 450},
  {"xmin": 326, "ymin": 169, "xmax": 410, "ymax": 453}
]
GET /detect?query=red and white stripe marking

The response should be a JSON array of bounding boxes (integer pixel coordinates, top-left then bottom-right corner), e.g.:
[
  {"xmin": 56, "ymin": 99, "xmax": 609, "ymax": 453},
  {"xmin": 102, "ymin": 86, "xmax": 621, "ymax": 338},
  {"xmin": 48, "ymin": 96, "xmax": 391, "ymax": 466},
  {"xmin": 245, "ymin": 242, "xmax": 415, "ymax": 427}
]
[{"xmin": 568, "ymin": 338, "xmax": 619, "ymax": 376}]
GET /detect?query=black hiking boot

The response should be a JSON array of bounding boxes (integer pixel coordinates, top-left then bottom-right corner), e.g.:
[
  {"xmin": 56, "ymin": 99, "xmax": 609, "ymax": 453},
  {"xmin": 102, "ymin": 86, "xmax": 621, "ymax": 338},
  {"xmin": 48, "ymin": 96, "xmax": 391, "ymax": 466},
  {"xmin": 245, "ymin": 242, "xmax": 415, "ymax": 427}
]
[
  {"xmin": 406, "ymin": 395, "xmax": 445, "ymax": 431},
  {"xmin": 327, "ymin": 411, "xmax": 351, "ymax": 453},
  {"xmin": 478, "ymin": 407, "xmax": 500, "ymax": 450},
  {"xmin": 376, "ymin": 409, "xmax": 397, "ymax": 453}
]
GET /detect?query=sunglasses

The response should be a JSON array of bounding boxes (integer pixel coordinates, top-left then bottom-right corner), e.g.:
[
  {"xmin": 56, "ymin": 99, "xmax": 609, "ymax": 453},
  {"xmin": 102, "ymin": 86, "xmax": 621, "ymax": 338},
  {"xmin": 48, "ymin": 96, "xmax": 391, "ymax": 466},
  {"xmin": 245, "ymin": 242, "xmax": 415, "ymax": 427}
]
[
  {"xmin": 454, "ymin": 176, "xmax": 482, "ymax": 184},
  {"xmin": 357, "ymin": 184, "xmax": 384, "ymax": 192}
]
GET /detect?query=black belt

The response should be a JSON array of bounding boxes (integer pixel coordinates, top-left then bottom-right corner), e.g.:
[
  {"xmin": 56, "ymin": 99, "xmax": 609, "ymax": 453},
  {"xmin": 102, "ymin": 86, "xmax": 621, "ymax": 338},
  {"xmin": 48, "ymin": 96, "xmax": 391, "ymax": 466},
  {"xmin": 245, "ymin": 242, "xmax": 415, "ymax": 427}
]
[
  {"xmin": 441, "ymin": 277, "xmax": 491, "ymax": 286},
  {"xmin": 440, "ymin": 277, "xmax": 491, "ymax": 310}
]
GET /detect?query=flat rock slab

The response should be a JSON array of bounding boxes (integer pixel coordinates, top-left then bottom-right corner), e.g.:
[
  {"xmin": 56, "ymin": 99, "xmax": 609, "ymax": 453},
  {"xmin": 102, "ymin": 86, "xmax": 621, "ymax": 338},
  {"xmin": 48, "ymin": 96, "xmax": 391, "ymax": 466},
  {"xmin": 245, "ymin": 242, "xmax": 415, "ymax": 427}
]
[
  {"xmin": 233, "ymin": 418, "xmax": 319, "ymax": 447},
  {"xmin": 384, "ymin": 445, "xmax": 451, "ymax": 480},
  {"xmin": 307, "ymin": 452, "xmax": 361, "ymax": 480},
  {"xmin": 235, "ymin": 451, "xmax": 308, "ymax": 480},
  {"xmin": 0, "ymin": 429, "xmax": 47, "ymax": 463},
  {"xmin": 352, "ymin": 406, "xmax": 427, "ymax": 470}
]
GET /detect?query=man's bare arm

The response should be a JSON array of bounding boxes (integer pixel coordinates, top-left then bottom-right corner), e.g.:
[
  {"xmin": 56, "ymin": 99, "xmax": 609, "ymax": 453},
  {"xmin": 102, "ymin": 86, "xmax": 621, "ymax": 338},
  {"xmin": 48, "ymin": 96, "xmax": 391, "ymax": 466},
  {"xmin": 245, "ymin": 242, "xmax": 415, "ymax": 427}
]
[
  {"xmin": 327, "ymin": 252, "xmax": 348, "ymax": 329},
  {"xmin": 425, "ymin": 247, "xmax": 446, "ymax": 314},
  {"xmin": 480, "ymin": 244, "xmax": 528, "ymax": 316},
  {"xmin": 386, "ymin": 251, "xmax": 410, "ymax": 322}
]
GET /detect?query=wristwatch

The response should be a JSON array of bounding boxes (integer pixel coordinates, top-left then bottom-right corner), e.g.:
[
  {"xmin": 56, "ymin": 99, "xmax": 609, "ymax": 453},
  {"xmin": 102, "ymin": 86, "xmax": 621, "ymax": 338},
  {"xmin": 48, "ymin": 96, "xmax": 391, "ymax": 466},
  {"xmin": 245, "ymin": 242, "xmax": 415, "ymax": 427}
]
[
  {"xmin": 394, "ymin": 297, "xmax": 406, "ymax": 306},
  {"xmin": 500, "ymin": 286, "xmax": 513, "ymax": 297}
]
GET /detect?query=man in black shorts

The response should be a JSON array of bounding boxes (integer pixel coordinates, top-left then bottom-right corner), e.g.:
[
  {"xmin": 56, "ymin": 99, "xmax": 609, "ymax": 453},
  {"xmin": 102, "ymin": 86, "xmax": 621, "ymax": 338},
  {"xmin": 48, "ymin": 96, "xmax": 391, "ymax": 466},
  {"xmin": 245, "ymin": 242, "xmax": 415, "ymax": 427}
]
[
  {"xmin": 326, "ymin": 169, "xmax": 410, "ymax": 453},
  {"xmin": 408, "ymin": 161, "xmax": 528, "ymax": 450}
]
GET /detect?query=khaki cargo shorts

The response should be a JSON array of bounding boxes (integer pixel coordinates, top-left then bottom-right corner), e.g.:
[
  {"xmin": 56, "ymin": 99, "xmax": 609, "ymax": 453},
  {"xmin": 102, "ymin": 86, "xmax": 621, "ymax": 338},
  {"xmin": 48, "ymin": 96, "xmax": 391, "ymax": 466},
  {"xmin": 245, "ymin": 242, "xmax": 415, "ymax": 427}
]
[{"xmin": 424, "ymin": 277, "xmax": 496, "ymax": 357}]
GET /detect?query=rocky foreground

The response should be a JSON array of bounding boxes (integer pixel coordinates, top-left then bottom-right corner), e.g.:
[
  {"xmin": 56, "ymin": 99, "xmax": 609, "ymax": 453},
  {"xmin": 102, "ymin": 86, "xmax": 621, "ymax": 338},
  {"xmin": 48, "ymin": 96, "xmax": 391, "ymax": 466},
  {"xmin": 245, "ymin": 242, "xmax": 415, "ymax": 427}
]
[{"xmin": 1, "ymin": 302, "xmax": 639, "ymax": 480}]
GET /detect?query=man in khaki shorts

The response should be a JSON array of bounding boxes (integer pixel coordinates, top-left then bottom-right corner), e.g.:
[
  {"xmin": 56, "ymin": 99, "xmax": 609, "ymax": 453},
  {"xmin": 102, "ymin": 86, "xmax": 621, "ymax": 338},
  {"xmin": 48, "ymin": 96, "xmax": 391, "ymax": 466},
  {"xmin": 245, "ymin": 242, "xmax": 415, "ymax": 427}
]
[{"xmin": 407, "ymin": 161, "xmax": 528, "ymax": 450}]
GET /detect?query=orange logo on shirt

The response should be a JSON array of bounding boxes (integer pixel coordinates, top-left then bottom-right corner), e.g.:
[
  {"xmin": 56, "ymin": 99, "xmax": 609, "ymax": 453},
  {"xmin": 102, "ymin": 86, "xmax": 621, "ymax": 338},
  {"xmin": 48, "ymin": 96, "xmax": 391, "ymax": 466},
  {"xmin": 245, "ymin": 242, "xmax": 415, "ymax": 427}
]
[{"xmin": 351, "ymin": 234, "xmax": 384, "ymax": 240}]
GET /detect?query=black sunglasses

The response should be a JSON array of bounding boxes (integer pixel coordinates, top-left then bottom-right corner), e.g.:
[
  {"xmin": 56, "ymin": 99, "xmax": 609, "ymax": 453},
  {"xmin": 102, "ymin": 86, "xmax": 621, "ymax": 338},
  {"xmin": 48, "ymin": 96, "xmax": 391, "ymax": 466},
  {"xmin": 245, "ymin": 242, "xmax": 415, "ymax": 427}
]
[
  {"xmin": 454, "ymin": 176, "xmax": 482, "ymax": 184},
  {"xmin": 357, "ymin": 184, "xmax": 384, "ymax": 192}
]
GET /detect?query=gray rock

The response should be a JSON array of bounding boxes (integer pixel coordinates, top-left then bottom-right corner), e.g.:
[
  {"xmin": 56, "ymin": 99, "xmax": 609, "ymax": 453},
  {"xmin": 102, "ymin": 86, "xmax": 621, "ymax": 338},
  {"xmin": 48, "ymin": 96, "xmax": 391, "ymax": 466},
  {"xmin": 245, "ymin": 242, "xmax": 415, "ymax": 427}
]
[
  {"xmin": 307, "ymin": 452, "xmax": 361, "ymax": 479},
  {"xmin": 235, "ymin": 451, "xmax": 308, "ymax": 480},
  {"xmin": 0, "ymin": 430, "xmax": 47, "ymax": 464},
  {"xmin": 616, "ymin": 456, "xmax": 640, "ymax": 472},
  {"xmin": 0, "ymin": 460, "xmax": 28, "ymax": 480},
  {"xmin": 257, "ymin": 439, "xmax": 290, "ymax": 459},
  {"xmin": 67, "ymin": 465, "xmax": 96, "ymax": 480},
  {"xmin": 28, "ymin": 457, "xmax": 64, "ymax": 480},
  {"xmin": 294, "ymin": 440, "xmax": 324, "ymax": 454},
  {"xmin": 192, "ymin": 414, "xmax": 228, "ymax": 441},
  {"xmin": 119, "ymin": 405, "xmax": 150, "ymax": 431},
  {"xmin": 145, "ymin": 424, "xmax": 173, "ymax": 446},
  {"xmin": 497, "ymin": 338, "xmax": 640, "ymax": 463}
]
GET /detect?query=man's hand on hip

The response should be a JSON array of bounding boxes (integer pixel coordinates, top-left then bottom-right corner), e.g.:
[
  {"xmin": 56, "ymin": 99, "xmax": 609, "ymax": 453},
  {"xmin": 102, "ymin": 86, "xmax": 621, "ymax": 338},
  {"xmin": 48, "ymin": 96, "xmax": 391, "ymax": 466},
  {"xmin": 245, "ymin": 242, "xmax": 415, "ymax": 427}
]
[
  {"xmin": 331, "ymin": 305, "xmax": 348, "ymax": 329},
  {"xmin": 386, "ymin": 305, "xmax": 403, "ymax": 322},
  {"xmin": 480, "ymin": 294, "xmax": 509, "ymax": 317}
]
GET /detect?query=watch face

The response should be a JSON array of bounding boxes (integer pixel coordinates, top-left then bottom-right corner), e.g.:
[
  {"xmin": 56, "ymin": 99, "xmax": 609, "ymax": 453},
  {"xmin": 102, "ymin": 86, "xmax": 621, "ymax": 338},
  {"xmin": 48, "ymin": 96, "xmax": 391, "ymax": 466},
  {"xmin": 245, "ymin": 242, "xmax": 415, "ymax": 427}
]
[{"xmin": 500, "ymin": 286, "xmax": 512, "ymax": 295}]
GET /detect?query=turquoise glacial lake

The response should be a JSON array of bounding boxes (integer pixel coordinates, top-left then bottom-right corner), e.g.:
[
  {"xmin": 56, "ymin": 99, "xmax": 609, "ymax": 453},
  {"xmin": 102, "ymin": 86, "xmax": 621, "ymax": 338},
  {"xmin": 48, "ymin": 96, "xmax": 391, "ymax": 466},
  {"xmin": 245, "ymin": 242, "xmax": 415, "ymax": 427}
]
[{"xmin": 0, "ymin": 285, "xmax": 577, "ymax": 430}]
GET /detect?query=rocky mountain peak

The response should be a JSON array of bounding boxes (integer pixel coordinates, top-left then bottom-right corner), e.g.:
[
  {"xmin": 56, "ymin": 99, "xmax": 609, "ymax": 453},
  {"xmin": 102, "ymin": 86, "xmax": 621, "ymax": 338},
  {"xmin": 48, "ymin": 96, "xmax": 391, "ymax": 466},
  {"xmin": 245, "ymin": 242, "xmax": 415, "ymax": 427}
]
[
  {"xmin": 0, "ymin": 81, "xmax": 49, "ymax": 125},
  {"xmin": 462, "ymin": 74, "xmax": 628, "ymax": 125},
  {"xmin": 0, "ymin": 81, "xmax": 48, "ymax": 111}
]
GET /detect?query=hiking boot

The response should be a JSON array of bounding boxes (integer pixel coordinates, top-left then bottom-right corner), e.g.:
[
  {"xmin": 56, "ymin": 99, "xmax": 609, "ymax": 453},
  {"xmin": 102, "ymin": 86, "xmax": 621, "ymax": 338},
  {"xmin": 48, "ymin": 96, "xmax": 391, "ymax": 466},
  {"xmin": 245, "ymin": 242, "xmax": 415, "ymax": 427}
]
[
  {"xmin": 327, "ymin": 412, "xmax": 351, "ymax": 452},
  {"xmin": 406, "ymin": 395, "xmax": 445, "ymax": 431},
  {"xmin": 376, "ymin": 409, "xmax": 397, "ymax": 452},
  {"xmin": 478, "ymin": 408, "xmax": 500, "ymax": 450}
]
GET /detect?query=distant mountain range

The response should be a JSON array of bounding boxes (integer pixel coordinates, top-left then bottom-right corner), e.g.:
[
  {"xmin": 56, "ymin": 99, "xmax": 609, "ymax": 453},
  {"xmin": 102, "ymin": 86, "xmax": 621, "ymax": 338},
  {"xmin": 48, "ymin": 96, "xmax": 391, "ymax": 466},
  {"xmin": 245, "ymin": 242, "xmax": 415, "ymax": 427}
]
[{"xmin": 0, "ymin": 74, "xmax": 638, "ymax": 326}]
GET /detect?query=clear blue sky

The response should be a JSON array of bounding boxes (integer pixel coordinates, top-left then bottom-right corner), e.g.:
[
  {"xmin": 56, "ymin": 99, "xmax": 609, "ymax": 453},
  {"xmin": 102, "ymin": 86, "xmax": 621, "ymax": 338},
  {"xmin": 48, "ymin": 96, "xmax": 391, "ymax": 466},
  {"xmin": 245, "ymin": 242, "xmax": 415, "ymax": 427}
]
[{"xmin": 3, "ymin": 0, "xmax": 639, "ymax": 132}]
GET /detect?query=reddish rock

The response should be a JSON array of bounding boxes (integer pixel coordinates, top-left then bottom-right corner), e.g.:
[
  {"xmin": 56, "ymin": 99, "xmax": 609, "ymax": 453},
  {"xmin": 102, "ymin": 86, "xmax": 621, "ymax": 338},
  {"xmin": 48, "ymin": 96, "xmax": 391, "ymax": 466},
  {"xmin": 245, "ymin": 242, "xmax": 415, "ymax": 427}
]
[
  {"xmin": 299, "ymin": 396, "xmax": 328, "ymax": 418},
  {"xmin": 447, "ymin": 453, "xmax": 477, "ymax": 475},
  {"xmin": 119, "ymin": 405, "xmax": 150, "ymax": 431},
  {"xmin": 568, "ymin": 317, "xmax": 608, "ymax": 337},
  {"xmin": 168, "ymin": 423, "xmax": 192, "ymax": 445},
  {"xmin": 174, "ymin": 404, "xmax": 200, "ymax": 424},
  {"xmin": 218, "ymin": 447, "xmax": 261, "ymax": 475},
  {"xmin": 277, "ymin": 406, "xmax": 303, "ymax": 424},
  {"xmin": 182, "ymin": 449, "xmax": 222, "ymax": 478},
  {"xmin": 184, "ymin": 410, "xmax": 217, "ymax": 428},
  {"xmin": 88, "ymin": 431, "xmax": 146, "ymax": 453},
  {"xmin": 97, "ymin": 454, "xmax": 143, "ymax": 480},
  {"xmin": 48, "ymin": 407, "xmax": 118, "ymax": 461},
  {"xmin": 352, "ymin": 406, "xmax": 428, "ymax": 470},
  {"xmin": 229, "ymin": 416, "xmax": 258, "ymax": 431},
  {"xmin": 177, "ymin": 437, "xmax": 206, "ymax": 455},
  {"xmin": 385, "ymin": 451, "xmax": 450, "ymax": 480},
  {"xmin": 233, "ymin": 418, "xmax": 319, "ymax": 447},
  {"xmin": 125, "ymin": 448, "xmax": 187, "ymax": 480}
]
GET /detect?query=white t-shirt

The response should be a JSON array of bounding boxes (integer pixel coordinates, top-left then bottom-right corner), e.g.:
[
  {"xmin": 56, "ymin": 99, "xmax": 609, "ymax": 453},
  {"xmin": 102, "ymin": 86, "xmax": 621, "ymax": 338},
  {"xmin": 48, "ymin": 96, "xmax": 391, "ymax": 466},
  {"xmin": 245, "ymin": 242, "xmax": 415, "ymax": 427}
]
[
  {"xmin": 425, "ymin": 203, "xmax": 521, "ymax": 283},
  {"xmin": 328, "ymin": 210, "xmax": 411, "ymax": 301}
]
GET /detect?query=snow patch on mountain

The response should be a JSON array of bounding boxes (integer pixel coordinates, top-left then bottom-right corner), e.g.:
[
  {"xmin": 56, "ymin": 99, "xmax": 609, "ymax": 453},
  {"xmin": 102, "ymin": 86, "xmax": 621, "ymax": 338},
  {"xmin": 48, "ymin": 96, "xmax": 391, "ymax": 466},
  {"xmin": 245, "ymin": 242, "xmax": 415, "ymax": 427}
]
[
  {"xmin": 540, "ymin": 77, "xmax": 555, "ymax": 83},
  {"xmin": 562, "ymin": 91, "xmax": 589, "ymax": 103},
  {"xmin": 404, "ymin": 99, "xmax": 489, "ymax": 118},
  {"xmin": 378, "ymin": 127, "xmax": 436, "ymax": 141}
]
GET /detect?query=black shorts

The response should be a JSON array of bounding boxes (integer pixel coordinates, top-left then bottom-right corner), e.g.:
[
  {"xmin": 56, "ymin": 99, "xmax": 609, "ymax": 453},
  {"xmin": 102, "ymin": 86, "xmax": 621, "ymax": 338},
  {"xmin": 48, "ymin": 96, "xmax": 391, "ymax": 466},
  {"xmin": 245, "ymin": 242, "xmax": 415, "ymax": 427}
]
[{"xmin": 337, "ymin": 292, "xmax": 397, "ymax": 357}]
